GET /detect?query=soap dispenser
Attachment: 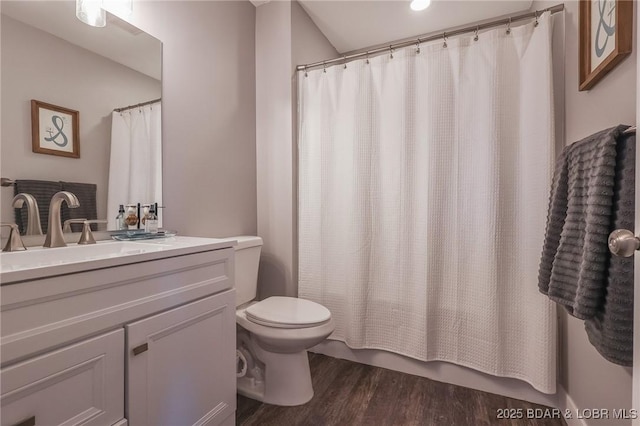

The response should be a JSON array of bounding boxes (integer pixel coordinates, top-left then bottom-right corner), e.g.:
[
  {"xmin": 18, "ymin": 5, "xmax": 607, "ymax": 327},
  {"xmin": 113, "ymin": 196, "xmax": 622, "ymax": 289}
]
[
  {"xmin": 125, "ymin": 204, "xmax": 138, "ymax": 230},
  {"xmin": 116, "ymin": 205, "xmax": 126, "ymax": 230},
  {"xmin": 144, "ymin": 205, "xmax": 158, "ymax": 234}
]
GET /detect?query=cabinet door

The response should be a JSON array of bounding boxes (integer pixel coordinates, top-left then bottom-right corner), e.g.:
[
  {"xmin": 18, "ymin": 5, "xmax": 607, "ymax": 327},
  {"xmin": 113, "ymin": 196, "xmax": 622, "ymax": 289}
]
[
  {"xmin": 126, "ymin": 290, "xmax": 236, "ymax": 426},
  {"xmin": 1, "ymin": 329, "xmax": 124, "ymax": 426}
]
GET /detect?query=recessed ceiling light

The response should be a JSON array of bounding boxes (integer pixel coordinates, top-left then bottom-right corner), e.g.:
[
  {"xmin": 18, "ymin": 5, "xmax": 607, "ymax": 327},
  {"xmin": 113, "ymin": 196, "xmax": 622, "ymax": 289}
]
[
  {"xmin": 410, "ymin": 0, "xmax": 431, "ymax": 11},
  {"xmin": 76, "ymin": 0, "xmax": 106, "ymax": 27}
]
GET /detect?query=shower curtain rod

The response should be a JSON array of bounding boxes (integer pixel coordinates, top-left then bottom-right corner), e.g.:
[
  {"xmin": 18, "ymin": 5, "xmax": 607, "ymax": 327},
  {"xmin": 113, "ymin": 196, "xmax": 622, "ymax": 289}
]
[
  {"xmin": 296, "ymin": 3, "xmax": 564, "ymax": 72},
  {"xmin": 114, "ymin": 98, "xmax": 161, "ymax": 113}
]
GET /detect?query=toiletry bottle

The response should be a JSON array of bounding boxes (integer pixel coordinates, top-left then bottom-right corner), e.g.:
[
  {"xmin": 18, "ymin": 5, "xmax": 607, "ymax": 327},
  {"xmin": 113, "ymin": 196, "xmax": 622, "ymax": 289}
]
[
  {"xmin": 141, "ymin": 205, "xmax": 150, "ymax": 227},
  {"xmin": 125, "ymin": 204, "xmax": 138, "ymax": 230},
  {"xmin": 116, "ymin": 205, "xmax": 126, "ymax": 230},
  {"xmin": 144, "ymin": 205, "xmax": 158, "ymax": 234}
]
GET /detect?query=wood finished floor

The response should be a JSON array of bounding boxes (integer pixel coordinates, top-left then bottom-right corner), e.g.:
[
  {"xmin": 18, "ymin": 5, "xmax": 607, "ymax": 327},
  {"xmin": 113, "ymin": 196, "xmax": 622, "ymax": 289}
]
[{"xmin": 237, "ymin": 353, "xmax": 565, "ymax": 426}]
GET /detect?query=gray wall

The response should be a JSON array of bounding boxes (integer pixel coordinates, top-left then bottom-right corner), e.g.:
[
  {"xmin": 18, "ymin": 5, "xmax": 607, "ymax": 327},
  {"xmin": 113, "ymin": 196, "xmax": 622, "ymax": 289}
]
[
  {"xmin": 0, "ymin": 14, "xmax": 161, "ymax": 225},
  {"xmin": 254, "ymin": 0, "xmax": 337, "ymax": 299},
  {"xmin": 532, "ymin": 1, "xmax": 636, "ymax": 424},
  {"xmin": 125, "ymin": 1, "xmax": 257, "ymax": 237}
]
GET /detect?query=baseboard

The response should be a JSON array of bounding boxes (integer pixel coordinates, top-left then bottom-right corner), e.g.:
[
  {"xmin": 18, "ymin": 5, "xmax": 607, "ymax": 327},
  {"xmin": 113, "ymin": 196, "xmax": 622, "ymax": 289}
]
[
  {"xmin": 557, "ymin": 385, "xmax": 588, "ymax": 426},
  {"xmin": 310, "ymin": 340, "xmax": 558, "ymax": 408}
]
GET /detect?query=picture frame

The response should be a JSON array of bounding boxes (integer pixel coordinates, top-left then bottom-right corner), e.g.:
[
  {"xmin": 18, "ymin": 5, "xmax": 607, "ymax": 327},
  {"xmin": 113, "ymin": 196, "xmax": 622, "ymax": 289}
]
[
  {"xmin": 31, "ymin": 99, "xmax": 80, "ymax": 158},
  {"xmin": 579, "ymin": 0, "xmax": 633, "ymax": 91}
]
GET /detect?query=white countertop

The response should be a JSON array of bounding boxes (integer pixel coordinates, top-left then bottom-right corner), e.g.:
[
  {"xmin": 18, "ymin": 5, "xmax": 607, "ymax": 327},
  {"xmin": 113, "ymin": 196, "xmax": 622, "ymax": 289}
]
[{"xmin": 0, "ymin": 236, "xmax": 236, "ymax": 285}]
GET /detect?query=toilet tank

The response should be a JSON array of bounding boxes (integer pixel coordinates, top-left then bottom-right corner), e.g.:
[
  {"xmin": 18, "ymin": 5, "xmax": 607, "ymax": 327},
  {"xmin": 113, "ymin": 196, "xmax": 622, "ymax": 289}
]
[{"xmin": 232, "ymin": 236, "xmax": 263, "ymax": 307}]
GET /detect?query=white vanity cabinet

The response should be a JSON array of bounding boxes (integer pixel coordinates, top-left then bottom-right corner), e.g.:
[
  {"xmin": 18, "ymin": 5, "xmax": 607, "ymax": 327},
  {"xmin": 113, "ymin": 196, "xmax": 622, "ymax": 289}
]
[{"xmin": 0, "ymin": 237, "xmax": 237, "ymax": 426}]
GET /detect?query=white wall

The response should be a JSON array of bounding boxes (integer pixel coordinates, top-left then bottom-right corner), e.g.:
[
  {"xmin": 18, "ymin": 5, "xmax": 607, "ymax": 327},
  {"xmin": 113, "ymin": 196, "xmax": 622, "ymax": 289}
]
[
  {"xmin": 531, "ymin": 1, "xmax": 636, "ymax": 424},
  {"xmin": 255, "ymin": 0, "xmax": 294, "ymax": 299},
  {"xmin": 254, "ymin": 0, "xmax": 337, "ymax": 299},
  {"xmin": 0, "ymin": 14, "xmax": 161, "ymax": 224},
  {"xmin": 124, "ymin": 1, "xmax": 257, "ymax": 237}
]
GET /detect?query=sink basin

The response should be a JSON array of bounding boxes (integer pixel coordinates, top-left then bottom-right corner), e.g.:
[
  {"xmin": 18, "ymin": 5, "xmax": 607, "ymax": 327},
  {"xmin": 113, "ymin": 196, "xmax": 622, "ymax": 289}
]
[{"xmin": 0, "ymin": 240, "xmax": 170, "ymax": 273}]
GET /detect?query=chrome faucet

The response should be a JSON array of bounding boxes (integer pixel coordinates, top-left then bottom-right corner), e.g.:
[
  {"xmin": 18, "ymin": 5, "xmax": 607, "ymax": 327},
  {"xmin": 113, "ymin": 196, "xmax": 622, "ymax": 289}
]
[
  {"xmin": 12, "ymin": 193, "xmax": 43, "ymax": 236},
  {"xmin": 44, "ymin": 191, "xmax": 80, "ymax": 248}
]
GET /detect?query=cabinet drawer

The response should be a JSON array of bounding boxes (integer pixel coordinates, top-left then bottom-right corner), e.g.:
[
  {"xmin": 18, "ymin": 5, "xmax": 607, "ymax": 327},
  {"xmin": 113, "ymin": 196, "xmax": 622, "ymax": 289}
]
[
  {"xmin": 2, "ymin": 248, "xmax": 234, "ymax": 366},
  {"xmin": 1, "ymin": 329, "xmax": 124, "ymax": 426}
]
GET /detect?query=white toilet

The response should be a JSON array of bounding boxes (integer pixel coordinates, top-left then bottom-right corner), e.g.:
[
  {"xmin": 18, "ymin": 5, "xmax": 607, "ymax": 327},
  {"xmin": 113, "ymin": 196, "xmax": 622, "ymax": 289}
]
[{"xmin": 232, "ymin": 236, "xmax": 335, "ymax": 406}]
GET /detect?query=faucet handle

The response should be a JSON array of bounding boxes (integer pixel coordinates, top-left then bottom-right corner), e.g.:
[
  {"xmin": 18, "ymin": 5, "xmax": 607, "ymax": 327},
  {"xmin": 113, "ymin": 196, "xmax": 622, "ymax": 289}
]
[
  {"xmin": 63, "ymin": 218, "xmax": 88, "ymax": 233},
  {"xmin": 78, "ymin": 220, "xmax": 108, "ymax": 245},
  {"xmin": 0, "ymin": 223, "xmax": 26, "ymax": 252}
]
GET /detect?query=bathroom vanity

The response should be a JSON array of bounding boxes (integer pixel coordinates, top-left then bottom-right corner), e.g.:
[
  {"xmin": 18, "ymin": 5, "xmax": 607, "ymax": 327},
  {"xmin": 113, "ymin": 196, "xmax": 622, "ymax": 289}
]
[{"xmin": 0, "ymin": 237, "xmax": 237, "ymax": 426}]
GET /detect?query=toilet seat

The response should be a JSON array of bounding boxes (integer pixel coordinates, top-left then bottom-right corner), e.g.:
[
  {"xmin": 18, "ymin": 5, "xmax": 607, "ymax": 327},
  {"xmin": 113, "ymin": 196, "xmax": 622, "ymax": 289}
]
[{"xmin": 245, "ymin": 296, "xmax": 331, "ymax": 329}]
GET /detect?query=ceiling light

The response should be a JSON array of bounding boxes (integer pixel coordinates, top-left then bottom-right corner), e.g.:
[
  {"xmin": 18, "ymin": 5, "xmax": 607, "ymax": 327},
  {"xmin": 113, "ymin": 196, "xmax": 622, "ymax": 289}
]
[
  {"xmin": 102, "ymin": 0, "xmax": 133, "ymax": 17},
  {"xmin": 76, "ymin": 0, "xmax": 133, "ymax": 27},
  {"xmin": 410, "ymin": 0, "xmax": 431, "ymax": 11},
  {"xmin": 76, "ymin": 0, "xmax": 106, "ymax": 27}
]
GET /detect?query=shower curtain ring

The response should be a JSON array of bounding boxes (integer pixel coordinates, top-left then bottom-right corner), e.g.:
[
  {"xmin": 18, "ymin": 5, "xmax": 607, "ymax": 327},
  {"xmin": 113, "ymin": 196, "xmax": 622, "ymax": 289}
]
[
  {"xmin": 343, "ymin": 56, "xmax": 347, "ymax": 69},
  {"xmin": 323, "ymin": 62, "xmax": 327, "ymax": 73},
  {"xmin": 506, "ymin": 17, "xmax": 512, "ymax": 34},
  {"xmin": 304, "ymin": 66, "xmax": 308, "ymax": 78},
  {"xmin": 365, "ymin": 51, "xmax": 370, "ymax": 64},
  {"xmin": 534, "ymin": 11, "xmax": 539, "ymax": 27},
  {"xmin": 474, "ymin": 26, "xmax": 479, "ymax": 41},
  {"xmin": 442, "ymin": 32, "xmax": 448, "ymax": 48},
  {"xmin": 416, "ymin": 40, "xmax": 421, "ymax": 54},
  {"xmin": 389, "ymin": 45, "xmax": 394, "ymax": 59}
]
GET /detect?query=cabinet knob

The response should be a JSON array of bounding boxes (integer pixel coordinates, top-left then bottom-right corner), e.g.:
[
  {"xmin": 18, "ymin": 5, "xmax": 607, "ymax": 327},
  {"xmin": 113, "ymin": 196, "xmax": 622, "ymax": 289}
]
[{"xmin": 608, "ymin": 229, "xmax": 640, "ymax": 257}]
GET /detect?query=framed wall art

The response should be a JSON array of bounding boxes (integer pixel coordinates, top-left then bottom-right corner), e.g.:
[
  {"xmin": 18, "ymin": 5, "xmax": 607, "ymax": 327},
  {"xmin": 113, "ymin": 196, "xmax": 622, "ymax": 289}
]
[
  {"xmin": 579, "ymin": 0, "xmax": 633, "ymax": 91},
  {"xmin": 31, "ymin": 99, "xmax": 80, "ymax": 158}
]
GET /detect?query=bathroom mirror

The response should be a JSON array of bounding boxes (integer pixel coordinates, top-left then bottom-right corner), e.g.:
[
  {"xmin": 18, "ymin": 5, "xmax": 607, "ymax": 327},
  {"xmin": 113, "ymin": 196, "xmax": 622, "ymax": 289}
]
[{"xmin": 0, "ymin": 0, "xmax": 162, "ymax": 232}]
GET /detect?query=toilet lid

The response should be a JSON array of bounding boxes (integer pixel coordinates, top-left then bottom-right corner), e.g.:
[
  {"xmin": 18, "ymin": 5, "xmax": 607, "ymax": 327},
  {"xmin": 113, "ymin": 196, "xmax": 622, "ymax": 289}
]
[{"xmin": 245, "ymin": 297, "xmax": 331, "ymax": 329}]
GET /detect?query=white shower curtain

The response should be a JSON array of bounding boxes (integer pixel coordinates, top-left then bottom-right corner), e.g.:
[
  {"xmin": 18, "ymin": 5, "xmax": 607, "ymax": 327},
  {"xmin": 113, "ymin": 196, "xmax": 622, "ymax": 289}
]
[
  {"xmin": 298, "ymin": 14, "xmax": 556, "ymax": 393},
  {"xmin": 107, "ymin": 102, "xmax": 162, "ymax": 229}
]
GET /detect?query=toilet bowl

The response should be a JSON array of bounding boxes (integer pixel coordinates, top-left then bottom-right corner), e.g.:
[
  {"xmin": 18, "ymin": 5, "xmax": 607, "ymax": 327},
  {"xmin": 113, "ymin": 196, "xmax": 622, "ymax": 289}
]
[{"xmin": 231, "ymin": 237, "xmax": 334, "ymax": 406}]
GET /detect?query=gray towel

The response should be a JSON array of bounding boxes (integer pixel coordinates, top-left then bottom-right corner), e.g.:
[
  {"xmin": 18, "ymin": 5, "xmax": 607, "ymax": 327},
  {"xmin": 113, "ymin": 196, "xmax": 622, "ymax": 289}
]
[
  {"xmin": 538, "ymin": 125, "xmax": 627, "ymax": 319},
  {"xmin": 60, "ymin": 181, "xmax": 98, "ymax": 231},
  {"xmin": 14, "ymin": 179, "xmax": 62, "ymax": 235},
  {"xmin": 585, "ymin": 131, "xmax": 635, "ymax": 366}
]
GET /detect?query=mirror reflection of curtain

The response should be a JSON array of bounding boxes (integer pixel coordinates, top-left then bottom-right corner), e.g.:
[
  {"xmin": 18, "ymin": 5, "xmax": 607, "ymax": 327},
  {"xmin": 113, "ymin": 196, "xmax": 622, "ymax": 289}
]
[{"xmin": 107, "ymin": 102, "xmax": 162, "ymax": 229}]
